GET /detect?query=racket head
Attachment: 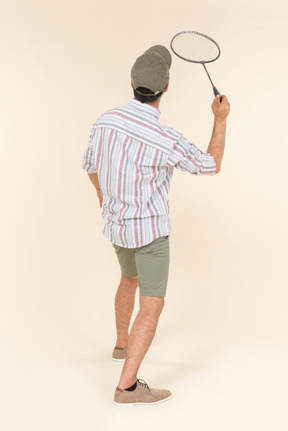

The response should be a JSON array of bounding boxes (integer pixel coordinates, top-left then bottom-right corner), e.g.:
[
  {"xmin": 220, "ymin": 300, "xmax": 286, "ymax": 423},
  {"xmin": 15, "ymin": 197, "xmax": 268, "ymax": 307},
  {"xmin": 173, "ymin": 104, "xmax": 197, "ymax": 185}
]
[{"xmin": 170, "ymin": 31, "xmax": 221, "ymax": 64}]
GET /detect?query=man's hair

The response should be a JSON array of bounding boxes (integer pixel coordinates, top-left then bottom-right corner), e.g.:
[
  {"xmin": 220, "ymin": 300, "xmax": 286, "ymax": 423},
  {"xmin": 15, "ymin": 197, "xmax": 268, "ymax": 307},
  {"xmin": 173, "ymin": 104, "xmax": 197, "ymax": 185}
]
[{"xmin": 133, "ymin": 87, "xmax": 163, "ymax": 104}]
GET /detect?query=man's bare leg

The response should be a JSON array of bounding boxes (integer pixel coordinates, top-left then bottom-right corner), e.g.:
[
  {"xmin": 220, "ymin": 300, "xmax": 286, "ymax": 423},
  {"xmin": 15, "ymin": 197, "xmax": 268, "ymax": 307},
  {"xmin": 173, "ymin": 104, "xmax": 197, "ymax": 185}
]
[
  {"xmin": 117, "ymin": 295, "xmax": 165, "ymax": 389},
  {"xmin": 114, "ymin": 274, "xmax": 138, "ymax": 348}
]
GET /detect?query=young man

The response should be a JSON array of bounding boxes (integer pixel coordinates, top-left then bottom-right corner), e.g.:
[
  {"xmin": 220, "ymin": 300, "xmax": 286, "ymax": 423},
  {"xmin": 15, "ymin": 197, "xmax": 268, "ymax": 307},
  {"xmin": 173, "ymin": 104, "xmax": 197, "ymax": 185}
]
[{"xmin": 82, "ymin": 45, "xmax": 230, "ymax": 406}]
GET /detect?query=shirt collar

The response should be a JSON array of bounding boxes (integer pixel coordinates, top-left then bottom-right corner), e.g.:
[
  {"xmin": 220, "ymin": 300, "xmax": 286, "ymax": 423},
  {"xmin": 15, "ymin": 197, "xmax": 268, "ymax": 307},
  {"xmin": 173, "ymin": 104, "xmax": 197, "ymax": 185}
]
[{"xmin": 128, "ymin": 98, "xmax": 161, "ymax": 120}]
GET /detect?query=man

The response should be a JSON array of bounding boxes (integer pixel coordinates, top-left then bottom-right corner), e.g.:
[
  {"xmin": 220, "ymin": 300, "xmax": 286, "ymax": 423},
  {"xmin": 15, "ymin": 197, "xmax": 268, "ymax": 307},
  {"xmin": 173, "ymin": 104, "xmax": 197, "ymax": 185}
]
[{"xmin": 82, "ymin": 45, "xmax": 230, "ymax": 406}]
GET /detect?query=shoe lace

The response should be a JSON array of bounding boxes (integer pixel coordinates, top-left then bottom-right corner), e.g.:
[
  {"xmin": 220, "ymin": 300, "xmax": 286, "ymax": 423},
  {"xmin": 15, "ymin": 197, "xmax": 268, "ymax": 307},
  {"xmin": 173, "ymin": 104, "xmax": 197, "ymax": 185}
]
[{"xmin": 137, "ymin": 379, "xmax": 151, "ymax": 391}]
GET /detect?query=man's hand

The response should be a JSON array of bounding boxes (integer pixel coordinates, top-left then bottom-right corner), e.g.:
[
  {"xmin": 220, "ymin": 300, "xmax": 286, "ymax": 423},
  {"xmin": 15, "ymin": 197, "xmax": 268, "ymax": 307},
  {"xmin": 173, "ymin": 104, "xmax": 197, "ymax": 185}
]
[{"xmin": 211, "ymin": 95, "xmax": 230, "ymax": 121}]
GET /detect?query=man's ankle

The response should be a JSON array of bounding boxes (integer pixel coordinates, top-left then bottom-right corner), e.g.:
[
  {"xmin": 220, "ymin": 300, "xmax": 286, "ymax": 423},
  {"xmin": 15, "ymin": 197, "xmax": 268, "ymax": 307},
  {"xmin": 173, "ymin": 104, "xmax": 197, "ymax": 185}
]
[
  {"xmin": 116, "ymin": 339, "xmax": 129, "ymax": 348},
  {"xmin": 118, "ymin": 378, "xmax": 137, "ymax": 391}
]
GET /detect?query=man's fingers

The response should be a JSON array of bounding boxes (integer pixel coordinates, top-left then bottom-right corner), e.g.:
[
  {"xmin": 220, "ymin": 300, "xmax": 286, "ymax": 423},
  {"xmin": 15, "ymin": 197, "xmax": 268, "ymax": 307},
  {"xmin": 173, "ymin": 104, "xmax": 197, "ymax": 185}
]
[{"xmin": 211, "ymin": 94, "xmax": 230, "ymax": 119}]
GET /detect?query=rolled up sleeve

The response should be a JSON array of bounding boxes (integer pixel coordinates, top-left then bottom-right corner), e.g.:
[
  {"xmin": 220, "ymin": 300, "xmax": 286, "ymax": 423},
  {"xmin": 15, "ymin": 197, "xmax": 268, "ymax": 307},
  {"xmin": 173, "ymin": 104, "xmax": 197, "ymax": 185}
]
[
  {"xmin": 167, "ymin": 135, "xmax": 216, "ymax": 175},
  {"xmin": 81, "ymin": 126, "xmax": 98, "ymax": 173}
]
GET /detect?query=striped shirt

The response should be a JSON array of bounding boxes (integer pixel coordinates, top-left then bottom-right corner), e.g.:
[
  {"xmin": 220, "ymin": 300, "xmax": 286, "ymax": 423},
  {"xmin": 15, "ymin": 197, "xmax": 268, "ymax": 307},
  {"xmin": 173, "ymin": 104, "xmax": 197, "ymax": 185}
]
[{"xmin": 82, "ymin": 98, "xmax": 216, "ymax": 248}]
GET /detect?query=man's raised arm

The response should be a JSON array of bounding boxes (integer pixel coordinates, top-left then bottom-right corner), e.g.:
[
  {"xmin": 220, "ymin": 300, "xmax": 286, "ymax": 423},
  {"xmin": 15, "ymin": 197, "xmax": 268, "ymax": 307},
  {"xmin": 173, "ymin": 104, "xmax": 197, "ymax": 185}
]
[{"xmin": 207, "ymin": 95, "xmax": 230, "ymax": 174}]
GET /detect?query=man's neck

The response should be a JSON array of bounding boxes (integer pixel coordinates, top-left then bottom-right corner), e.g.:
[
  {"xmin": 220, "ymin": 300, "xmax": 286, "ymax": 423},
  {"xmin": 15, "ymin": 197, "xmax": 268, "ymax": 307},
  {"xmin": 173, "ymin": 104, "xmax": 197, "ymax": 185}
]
[
  {"xmin": 146, "ymin": 97, "xmax": 162, "ymax": 109},
  {"xmin": 133, "ymin": 96, "xmax": 162, "ymax": 110}
]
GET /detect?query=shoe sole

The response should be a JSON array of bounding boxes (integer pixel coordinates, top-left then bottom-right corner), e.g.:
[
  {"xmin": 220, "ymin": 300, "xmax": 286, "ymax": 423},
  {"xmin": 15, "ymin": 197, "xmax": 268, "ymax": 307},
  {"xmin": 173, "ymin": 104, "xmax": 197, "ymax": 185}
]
[
  {"xmin": 114, "ymin": 394, "xmax": 173, "ymax": 406},
  {"xmin": 112, "ymin": 357, "xmax": 126, "ymax": 362}
]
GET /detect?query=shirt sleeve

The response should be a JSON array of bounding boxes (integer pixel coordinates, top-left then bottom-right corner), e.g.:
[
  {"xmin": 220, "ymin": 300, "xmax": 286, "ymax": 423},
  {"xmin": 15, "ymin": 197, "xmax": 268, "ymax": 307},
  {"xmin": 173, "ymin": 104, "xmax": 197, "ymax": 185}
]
[
  {"xmin": 166, "ymin": 135, "xmax": 216, "ymax": 175},
  {"xmin": 81, "ymin": 126, "xmax": 98, "ymax": 174}
]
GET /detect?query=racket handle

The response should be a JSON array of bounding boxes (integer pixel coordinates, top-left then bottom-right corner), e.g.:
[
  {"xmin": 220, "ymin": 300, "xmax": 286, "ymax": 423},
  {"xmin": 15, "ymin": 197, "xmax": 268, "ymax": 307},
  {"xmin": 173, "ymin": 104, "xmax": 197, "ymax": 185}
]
[{"xmin": 213, "ymin": 86, "xmax": 222, "ymax": 102}]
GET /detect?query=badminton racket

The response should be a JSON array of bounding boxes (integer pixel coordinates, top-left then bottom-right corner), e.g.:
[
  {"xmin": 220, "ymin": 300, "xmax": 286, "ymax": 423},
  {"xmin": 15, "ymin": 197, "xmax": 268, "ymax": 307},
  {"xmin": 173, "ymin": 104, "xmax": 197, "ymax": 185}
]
[{"xmin": 170, "ymin": 31, "xmax": 222, "ymax": 101}]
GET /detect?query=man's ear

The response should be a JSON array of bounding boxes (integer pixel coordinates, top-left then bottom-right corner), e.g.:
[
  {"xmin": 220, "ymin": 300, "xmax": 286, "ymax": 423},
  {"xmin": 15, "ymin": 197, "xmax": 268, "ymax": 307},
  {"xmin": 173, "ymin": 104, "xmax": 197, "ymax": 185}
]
[
  {"xmin": 131, "ymin": 81, "xmax": 134, "ymax": 88},
  {"xmin": 164, "ymin": 82, "xmax": 169, "ymax": 92}
]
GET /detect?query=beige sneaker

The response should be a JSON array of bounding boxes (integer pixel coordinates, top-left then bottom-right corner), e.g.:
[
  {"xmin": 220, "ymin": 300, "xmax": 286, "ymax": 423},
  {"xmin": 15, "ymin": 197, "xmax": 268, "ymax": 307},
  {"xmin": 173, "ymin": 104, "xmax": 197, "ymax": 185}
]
[
  {"xmin": 114, "ymin": 379, "xmax": 172, "ymax": 406},
  {"xmin": 112, "ymin": 346, "xmax": 127, "ymax": 361}
]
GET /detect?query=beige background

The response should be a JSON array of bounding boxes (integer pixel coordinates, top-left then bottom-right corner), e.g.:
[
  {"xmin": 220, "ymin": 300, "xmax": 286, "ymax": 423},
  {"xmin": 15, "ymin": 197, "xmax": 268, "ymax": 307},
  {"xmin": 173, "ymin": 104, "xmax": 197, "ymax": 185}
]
[{"xmin": 1, "ymin": 0, "xmax": 288, "ymax": 429}]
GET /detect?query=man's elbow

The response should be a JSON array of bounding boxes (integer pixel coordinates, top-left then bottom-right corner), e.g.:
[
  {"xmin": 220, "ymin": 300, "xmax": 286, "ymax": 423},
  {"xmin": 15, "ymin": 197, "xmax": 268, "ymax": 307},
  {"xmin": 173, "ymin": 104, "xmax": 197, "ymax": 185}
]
[
  {"xmin": 210, "ymin": 155, "xmax": 221, "ymax": 174},
  {"xmin": 215, "ymin": 165, "xmax": 221, "ymax": 174}
]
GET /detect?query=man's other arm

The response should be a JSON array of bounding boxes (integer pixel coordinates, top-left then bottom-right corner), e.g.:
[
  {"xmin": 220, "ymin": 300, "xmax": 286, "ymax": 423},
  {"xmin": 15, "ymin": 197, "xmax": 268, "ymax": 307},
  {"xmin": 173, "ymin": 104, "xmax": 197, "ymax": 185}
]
[{"xmin": 88, "ymin": 173, "xmax": 103, "ymax": 207}]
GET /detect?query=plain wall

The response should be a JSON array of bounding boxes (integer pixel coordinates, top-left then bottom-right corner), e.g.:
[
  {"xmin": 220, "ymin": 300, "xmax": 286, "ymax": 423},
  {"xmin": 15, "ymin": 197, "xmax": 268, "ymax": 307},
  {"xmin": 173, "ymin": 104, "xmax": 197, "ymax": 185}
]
[{"xmin": 0, "ymin": 0, "xmax": 287, "ymax": 428}]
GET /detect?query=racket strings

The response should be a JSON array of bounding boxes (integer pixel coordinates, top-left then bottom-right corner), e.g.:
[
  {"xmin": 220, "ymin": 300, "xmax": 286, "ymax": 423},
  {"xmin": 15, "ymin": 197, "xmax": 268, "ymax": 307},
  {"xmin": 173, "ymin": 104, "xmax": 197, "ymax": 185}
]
[{"xmin": 171, "ymin": 32, "xmax": 220, "ymax": 63}]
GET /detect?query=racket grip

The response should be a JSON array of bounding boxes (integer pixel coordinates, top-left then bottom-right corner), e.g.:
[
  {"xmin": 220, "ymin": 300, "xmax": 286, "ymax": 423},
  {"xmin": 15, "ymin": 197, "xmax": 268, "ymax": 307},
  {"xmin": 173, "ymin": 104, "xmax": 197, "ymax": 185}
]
[{"xmin": 213, "ymin": 86, "xmax": 222, "ymax": 102}]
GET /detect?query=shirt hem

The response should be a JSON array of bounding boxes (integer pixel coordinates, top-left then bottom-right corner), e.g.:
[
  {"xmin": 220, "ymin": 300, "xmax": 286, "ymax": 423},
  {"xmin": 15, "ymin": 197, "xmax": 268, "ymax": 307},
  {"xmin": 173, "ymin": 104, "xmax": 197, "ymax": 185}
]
[{"xmin": 104, "ymin": 230, "xmax": 171, "ymax": 249}]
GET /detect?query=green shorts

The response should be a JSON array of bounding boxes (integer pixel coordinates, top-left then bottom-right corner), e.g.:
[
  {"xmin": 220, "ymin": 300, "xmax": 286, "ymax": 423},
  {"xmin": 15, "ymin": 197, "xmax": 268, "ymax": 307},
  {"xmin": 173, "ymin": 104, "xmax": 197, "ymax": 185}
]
[{"xmin": 112, "ymin": 236, "xmax": 170, "ymax": 298}]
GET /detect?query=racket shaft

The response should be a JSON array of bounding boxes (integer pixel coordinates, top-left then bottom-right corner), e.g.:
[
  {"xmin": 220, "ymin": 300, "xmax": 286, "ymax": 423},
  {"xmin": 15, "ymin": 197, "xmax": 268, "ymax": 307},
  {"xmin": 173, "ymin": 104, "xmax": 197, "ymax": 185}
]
[{"xmin": 202, "ymin": 64, "xmax": 222, "ymax": 101}]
